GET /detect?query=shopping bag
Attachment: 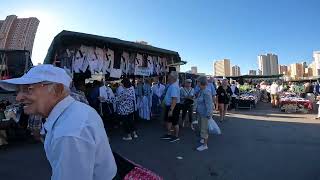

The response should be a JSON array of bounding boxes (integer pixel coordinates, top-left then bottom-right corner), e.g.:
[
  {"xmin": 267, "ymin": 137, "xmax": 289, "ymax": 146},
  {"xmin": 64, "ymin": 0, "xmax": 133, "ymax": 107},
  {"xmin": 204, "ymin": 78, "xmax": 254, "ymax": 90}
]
[
  {"xmin": 113, "ymin": 151, "xmax": 163, "ymax": 180},
  {"xmin": 208, "ymin": 117, "xmax": 221, "ymax": 135}
]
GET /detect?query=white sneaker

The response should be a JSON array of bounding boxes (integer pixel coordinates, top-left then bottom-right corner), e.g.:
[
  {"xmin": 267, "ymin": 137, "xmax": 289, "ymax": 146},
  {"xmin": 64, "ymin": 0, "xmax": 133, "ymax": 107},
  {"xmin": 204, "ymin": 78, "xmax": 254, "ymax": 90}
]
[
  {"xmin": 200, "ymin": 139, "xmax": 204, "ymax": 144},
  {"xmin": 122, "ymin": 136, "xmax": 133, "ymax": 141},
  {"xmin": 133, "ymin": 132, "xmax": 138, "ymax": 138},
  {"xmin": 196, "ymin": 145, "xmax": 208, "ymax": 151}
]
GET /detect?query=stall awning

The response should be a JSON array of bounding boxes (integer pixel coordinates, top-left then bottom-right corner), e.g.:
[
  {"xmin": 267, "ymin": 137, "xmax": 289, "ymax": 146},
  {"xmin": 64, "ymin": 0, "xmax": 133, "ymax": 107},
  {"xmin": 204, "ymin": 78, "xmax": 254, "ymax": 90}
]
[{"xmin": 43, "ymin": 30, "xmax": 182, "ymax": 65}]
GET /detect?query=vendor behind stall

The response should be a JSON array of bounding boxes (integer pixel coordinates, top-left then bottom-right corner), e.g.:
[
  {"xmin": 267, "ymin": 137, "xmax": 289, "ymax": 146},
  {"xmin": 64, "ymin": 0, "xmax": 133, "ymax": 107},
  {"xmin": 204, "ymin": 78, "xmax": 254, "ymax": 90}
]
[{"xmin": 230, "ymin": 81, "xmax": 239, "ymax": 110}]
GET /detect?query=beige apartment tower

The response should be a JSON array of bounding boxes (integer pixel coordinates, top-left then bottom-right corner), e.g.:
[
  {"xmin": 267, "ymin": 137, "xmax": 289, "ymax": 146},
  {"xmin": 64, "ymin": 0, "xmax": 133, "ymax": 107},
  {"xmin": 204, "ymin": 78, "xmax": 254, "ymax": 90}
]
[
  {"xmin": 231, "ymin": 65, "xmax": 240, "ymax": 76},
  {"xmin": 290, "ymin": 63, "xmax": 304, "ymax": 80},
  {"xmin": 279, "ymin": 65, "xmax": 289, "ymax": 75},
  {"xmin": 0, "ymin": 15, "xmax": 39, "ymax": 55},
  {"xmin": 214, "ymin": 59, "xmax": 231, "ymax": 76},
  {"xmin": 258, "ymin": 53, "xmax": 279, "ymax": 75}
]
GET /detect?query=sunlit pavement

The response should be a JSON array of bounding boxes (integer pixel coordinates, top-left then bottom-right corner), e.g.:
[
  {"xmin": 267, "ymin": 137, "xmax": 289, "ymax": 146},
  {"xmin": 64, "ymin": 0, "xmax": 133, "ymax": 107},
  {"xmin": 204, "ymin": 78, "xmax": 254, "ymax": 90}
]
[{"xmin": 1, "ymin": 103, "xmax": 320, "ymax": 180}]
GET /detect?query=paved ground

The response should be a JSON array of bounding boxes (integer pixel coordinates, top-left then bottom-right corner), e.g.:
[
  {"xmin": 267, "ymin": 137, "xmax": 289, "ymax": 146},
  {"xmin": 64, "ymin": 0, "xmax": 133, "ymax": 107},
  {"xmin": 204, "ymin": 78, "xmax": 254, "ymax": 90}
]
[{"xmin": 1, "ymin": 103, "xmax": 320, "ymax": 180}]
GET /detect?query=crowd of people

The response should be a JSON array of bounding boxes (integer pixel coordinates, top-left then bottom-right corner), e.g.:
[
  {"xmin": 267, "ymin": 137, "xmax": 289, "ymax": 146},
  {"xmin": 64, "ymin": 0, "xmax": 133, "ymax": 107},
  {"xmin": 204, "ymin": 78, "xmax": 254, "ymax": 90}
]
[
  {"xmin": 2, "ymin": 65, "xmax": 320, "ymax": 179},
  {"xmin": 77, "ymin": 71, "xmax": 244, "ymax": 152}
]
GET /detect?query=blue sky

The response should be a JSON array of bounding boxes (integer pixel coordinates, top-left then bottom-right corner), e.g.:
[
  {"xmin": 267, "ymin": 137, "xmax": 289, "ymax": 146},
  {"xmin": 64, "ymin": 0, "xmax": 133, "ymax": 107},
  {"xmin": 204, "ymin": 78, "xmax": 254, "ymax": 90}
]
[{"xmin": 1, "ymin": 0, "xmax": 320, "ymax": 75}]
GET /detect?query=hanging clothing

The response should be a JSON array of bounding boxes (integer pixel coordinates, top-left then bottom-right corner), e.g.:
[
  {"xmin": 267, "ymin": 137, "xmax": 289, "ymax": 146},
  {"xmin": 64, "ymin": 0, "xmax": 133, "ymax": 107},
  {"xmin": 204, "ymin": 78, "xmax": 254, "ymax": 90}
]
[
  {"xmin": 128, "ymin": 53, "xmax": 136, "ymax": 75},
  {"xmin": 135, "ymin": 54, "xmax": 143, "ymax": 67},
  {"xmin": 147, "ymin": 56, "xmax": 153, "ymax": 75},
  {"xmin": 121, "ymin": 51, "xmax": 129, "ymax": 75},
  {"xmin": 105, "ymin": 49, "xmax": 114, "ymax": 73},
  {"xmin": 86, "ymin": 47, "xmax": 99, "ymax": 73},
  {"xmin": 78, "ymin": 45, "xmax": 89, "ymax": 72},
  {"xmin": 157, "ymin": 57, "xmax": 162, "ymax": 75},
  {"xmin": 152, "ymin": 56, "xmax": 158, "ymax": 76},
  {"xmin": 138, "ymin": 83, "xmax": 152, "ymax": 120},
  {"xmin": 113, "ymin": 50, "xmax": 122, "ymax": 69},
  {"xmin": 95, "ymin": 47, "xmax": 105, "ymax": 73},
  {"xmin": 73, "ymin": 49, "xmax": 84, "ymax": 73}
]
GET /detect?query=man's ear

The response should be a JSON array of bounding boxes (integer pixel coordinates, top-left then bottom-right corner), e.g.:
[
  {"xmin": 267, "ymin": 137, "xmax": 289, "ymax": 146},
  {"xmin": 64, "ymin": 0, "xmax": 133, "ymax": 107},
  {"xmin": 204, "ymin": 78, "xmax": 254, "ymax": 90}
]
[{"xmin": 54, "ymin": 84, "xmax": 65, "ymax": 95}]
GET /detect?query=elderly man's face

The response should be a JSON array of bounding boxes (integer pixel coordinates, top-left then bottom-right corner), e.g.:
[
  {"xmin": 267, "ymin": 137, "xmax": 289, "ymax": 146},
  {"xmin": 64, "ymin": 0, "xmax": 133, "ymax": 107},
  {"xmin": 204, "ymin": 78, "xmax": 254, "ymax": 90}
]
[{"xmin": 16, "ymin": 83, "xmax": 54, "ymax": 116}]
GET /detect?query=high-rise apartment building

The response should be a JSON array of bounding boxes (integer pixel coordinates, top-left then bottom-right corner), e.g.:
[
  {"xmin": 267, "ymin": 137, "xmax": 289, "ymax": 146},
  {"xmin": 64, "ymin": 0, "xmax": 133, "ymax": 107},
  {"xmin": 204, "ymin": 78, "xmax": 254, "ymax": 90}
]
[
  {"xmin": 258, "ymin": 55, "xmax": 270, "ymax": 75},
  {"xmin": 213, "ymin": 59, "xmax": 231, "ymax": 76},
  {"xmin": 279, "ymin": 65, "xmax": 289, "ymax": 75},
  {"xmin": 290, "ymin": 63, "xmax": 304, "ymax": 79},
  {"xmin": 258, "ymin": 53, "xmax": 279, "ymax": 75},
  {"xmin": 231, "ymin": 65, "xmax": 240, "ymax": 76},
  {"xmin": 191, "ymin": 66, "xmax": 198, "ymax": 74},
  {"xmin": 248, "ymin": 70, "xmax": 257, "ymax": 75},
  {"xmin": 304, "ymin": 68, "xmax": 313, "ymax": 77},
  {"xmin": 308, "ymin": 61, "xmax": 317, "ymax": 76},
  {"xmin": 313, "ymin": 51, "xmax": 320, "ymax": 76},
  {"xmin": 0, "ymin": 15, "xmax": 39, "ymax": 55},
  {"xmin": 269, "ymin": 54, "xmax": 279, "ymax": 75}
]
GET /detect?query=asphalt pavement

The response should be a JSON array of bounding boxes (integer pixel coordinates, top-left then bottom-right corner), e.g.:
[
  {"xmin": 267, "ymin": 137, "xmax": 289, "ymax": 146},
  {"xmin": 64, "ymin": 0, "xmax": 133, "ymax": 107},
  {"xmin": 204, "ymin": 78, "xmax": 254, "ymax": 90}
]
[{"xmin": 1, "ymin": 103, "xmax": 320, "ymax": 180}]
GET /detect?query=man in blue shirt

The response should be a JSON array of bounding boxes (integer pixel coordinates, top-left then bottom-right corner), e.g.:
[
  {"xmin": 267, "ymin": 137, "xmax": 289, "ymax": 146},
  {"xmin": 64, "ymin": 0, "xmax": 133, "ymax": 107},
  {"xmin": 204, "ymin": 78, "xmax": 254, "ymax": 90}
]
[
  {"xmin": 205, "ymin": 77, "xmax": 217, "ymax": 110},
  {"xmin": 161, "ymin": 71, "xmax": 181, "ymax": 142}
]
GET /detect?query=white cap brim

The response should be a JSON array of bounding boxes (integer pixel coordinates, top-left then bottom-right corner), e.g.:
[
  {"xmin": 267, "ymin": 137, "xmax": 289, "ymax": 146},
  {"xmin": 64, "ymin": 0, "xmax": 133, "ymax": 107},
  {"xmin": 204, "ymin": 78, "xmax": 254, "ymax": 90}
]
[{"xmin": 0, "ymin": 77, "xmax": 44, "ymax": 91}]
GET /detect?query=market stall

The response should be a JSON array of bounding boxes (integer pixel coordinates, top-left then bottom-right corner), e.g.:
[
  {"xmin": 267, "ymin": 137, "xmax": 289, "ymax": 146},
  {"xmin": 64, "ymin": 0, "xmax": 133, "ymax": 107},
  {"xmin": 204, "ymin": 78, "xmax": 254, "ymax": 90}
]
[
  {"xmin": 43, "ymin": 30, "xmax": 182, "ymax": 80},
  {"xmin": 43, "ymin": 30, "xmax": 183, "ymax": 122},
  {"xmin": 236, "ymin": 92, "xmax": 259, "ymax": 109},
  {"xmin": 279, "ymin": 92, "xmax": 313, "ymax": 113},
  {"xmin": 235, "ymin": 85, "xmax": 260, "ymax": 109},
  {"xmin": 0, "ymin": 50, "xmax": 33, "ymax": 146}
]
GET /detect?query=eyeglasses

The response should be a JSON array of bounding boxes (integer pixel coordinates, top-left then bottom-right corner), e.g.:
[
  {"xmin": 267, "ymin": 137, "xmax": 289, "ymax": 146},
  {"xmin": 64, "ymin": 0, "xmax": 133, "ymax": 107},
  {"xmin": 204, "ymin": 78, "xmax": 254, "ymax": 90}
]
[{"xmin": 18, "ymin": 82, "xmax": 53, "ymax": 95}]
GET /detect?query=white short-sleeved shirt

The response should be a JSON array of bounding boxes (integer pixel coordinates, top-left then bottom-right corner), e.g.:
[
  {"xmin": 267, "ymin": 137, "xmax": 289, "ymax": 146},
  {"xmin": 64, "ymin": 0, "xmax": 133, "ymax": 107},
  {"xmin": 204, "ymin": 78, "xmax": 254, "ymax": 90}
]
[
  {"xmin": 152, "ymin": 83, "xmax": 165, "ymax": 98},
  {"xmin": 270, "ymin": 84, "xmax": 279, "ymax": 95},
  {"xmin": 44, "ymin": 96, "xmax": 117, "ymax": 180}
]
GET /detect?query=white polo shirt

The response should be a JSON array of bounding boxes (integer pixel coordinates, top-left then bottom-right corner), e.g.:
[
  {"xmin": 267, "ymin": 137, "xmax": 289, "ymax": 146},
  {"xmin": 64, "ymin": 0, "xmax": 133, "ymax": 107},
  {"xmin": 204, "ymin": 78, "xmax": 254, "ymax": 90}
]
[{"xmin": 43, "ymin": 96, "xmax": 117, "ymax": 180}]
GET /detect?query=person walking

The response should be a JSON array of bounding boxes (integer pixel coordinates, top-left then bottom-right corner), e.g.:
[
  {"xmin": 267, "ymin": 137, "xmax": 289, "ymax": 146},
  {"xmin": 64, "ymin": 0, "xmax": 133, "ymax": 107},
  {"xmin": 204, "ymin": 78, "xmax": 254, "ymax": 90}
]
[
  {"xmin": 99, "ymin": 80, "xmax": 115, "ymax": 129},
  {"xmin": 230, "ymin": 81, "xmax": 239, "ymax": 110},
  {"xmin": 207, "ymin": 77, "xmax": 217, "ymax": 111},
  {"xmin": 216, "ymin": 79, "xmax": 232, "ymax": 122},
  {"xmin": 160, "ymin": 71, "xmax": 181, "ymax": 142},
  {"xmin": 270, "ymin": 81, "xmax": 280, "ymax": 108},
  {"xmin": 151, "ymin": 77, "xmax": 165, "ymax": 115},
  {"xmin": 0, "ymin": 65, "xmax": 117, "ymax": 180},
  {"xmin": 180, "ymin": 79, "xmax": 195, "ymax": 128},
  {"xmin": 195, "ymin": 76, "xmax": 213, "ymax": 151},
  {"xmin": 111, "ymin": 78, "xmax": 138, "ymax": 140}
]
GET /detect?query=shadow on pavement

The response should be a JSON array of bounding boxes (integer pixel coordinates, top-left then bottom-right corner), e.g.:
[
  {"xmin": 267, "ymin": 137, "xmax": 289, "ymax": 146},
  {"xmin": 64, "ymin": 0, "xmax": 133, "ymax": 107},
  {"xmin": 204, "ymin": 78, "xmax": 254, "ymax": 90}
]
[{"xmin": 1, "ymin": 110, "xmax": 320, "ymax": 180}]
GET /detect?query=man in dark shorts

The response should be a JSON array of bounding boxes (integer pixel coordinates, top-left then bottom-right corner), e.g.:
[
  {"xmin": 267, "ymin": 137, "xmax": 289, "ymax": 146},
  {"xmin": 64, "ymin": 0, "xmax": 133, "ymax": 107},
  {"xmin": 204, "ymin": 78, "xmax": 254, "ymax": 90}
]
[{"xmin": 160, "ymin": 71, "xmax": 181, "ymax": 142}]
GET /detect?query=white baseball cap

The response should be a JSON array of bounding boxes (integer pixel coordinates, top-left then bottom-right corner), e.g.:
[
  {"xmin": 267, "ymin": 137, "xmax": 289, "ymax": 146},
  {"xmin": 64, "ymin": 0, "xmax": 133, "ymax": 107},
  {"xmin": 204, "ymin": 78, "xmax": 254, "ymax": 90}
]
[{"xmin": 0, "ymin": 64, "xmax": 72, "ymax": 91}]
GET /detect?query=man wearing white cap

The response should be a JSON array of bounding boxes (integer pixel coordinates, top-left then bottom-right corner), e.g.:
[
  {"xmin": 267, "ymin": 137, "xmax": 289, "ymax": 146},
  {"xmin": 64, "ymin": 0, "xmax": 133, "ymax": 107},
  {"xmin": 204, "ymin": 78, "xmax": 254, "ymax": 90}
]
[{"xmin": 0, "ymin": 65, "xmax": 117, "ymax": 180}]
